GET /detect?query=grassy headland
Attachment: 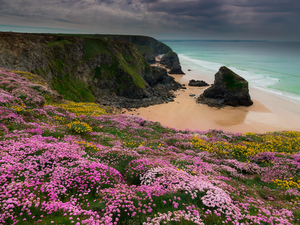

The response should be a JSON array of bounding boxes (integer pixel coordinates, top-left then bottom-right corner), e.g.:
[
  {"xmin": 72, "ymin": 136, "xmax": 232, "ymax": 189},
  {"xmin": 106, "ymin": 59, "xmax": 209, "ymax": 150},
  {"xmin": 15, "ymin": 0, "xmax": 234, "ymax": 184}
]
[
  {"xmin": 1, "ymin": 68, "xmax": 300, "ymax": 224},
  {"xmin": 0, "ymin": 32, "xmax": 175, "ymax": 107}
]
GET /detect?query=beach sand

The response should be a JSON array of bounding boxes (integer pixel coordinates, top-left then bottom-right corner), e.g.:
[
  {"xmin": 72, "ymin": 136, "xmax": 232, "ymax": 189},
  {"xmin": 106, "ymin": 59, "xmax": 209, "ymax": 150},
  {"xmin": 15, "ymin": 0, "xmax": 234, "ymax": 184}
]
[{"xmin": 124, "ymin": 65, "xmax": 300, "ymax": 133}]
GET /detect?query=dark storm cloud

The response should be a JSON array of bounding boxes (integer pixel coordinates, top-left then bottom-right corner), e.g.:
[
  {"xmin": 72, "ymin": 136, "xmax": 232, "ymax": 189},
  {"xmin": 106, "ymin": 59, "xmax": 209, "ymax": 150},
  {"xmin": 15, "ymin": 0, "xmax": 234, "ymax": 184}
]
[
  {"xmin": 147, "ymin": 0, "xmax": 223, "ymax": 17},
  {"xmin": 232, "ymin": 0, "xmax": 300, "ymax": 13},
  {"xmin": 0, "ymin": 0, "xmax": 299, "ymax": 40}
]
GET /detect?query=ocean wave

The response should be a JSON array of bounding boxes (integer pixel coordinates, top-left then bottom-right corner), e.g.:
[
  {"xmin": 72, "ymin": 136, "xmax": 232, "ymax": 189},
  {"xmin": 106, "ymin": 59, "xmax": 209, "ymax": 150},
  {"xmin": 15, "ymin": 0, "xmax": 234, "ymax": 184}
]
[
  {"xmin": 179, "ymin": 54, "xmax": 300, "ymax": 105},
  {"xmin": 179, "ymin": 54, "xmax": 278, "ymax": 86}
]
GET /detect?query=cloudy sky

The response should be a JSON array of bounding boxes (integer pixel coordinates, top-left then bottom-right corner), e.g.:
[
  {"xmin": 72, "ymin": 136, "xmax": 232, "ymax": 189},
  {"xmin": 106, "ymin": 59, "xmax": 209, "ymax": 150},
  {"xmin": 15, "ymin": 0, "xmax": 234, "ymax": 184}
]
[{"xmin": 0, "ymin": 0, "xmax": 299, "ymax": 41}]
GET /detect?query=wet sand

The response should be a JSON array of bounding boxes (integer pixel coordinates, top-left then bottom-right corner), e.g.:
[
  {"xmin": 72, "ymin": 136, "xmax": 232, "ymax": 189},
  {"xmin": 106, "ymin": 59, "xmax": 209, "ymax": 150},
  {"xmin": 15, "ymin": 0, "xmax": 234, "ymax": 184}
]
[{"xmin": 124, "ymin": 65, "xmax": 300, "ymax": 133}]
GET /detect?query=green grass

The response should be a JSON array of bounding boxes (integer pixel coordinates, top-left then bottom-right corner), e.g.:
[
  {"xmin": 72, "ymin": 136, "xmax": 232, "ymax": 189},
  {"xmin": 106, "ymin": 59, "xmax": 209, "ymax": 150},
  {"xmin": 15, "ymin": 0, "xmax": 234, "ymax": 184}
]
[
  {"xmin": 84, "ymin": 38, "xmax": 110, "ymax": 60},
  {"xmin": 137, "ymin": 45, "xmax": 154, "ymax": 56},
  {"xmin": 120, "ymin": 61, "xmax": 146, "ymax": 89},
  {"xmin": 223, "ymin": 71, "xmax": 246, "ymax": 91},
  {"xmin": 51, "ymin": 73, "xmax": 95, "ymax": 102},
  {"xmin": 46, "ymin": 39, "xmax": 73, "ymax": 49}
]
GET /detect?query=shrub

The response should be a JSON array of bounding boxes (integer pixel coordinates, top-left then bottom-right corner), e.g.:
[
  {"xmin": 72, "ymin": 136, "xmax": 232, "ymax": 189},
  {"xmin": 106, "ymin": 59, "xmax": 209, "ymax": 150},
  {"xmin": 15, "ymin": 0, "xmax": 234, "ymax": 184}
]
[{"xmin": 67, "ymin": 121, "xmax": 92, "ymax": 133}]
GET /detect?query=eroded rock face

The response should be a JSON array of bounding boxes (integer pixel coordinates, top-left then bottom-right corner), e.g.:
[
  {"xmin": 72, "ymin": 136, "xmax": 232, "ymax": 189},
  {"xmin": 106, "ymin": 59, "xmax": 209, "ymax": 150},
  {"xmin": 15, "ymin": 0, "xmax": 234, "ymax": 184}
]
[
  {"xmin": 188, "ymin": 79, "xmax": 209, "ymax": 87},
  {"xmin": 197, "ymin": 66, "xmax": 253, "ymax": 107},
  {"xmin": 169, "ymin": 62, "xmax": 185, "ymax": 74}
]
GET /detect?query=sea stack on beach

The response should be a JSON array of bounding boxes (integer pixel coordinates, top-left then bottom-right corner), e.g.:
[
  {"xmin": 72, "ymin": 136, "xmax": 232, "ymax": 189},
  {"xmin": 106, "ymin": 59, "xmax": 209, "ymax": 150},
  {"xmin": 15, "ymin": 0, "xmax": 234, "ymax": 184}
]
[
  {"xmin": 160, "ymin": 50, "xmax": 185, "ymax": 74},
  {"xmin": 197, "ymin": 66, "xmax": 253, "ymax": 107},
  {"xmin": 169, "ymin": 62, "xmax": 185, "ymax": 74}
]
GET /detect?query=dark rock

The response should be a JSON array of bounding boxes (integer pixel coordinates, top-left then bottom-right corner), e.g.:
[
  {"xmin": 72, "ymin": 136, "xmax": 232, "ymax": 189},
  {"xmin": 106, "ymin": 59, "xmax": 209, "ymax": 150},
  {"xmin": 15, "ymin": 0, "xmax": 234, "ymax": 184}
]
[
  {"xmin": 188, "ymin": 79, "xmax": 209, "ymax": 87},
  {"xmin": 197, "ymin": 66, "xmax": 253, "ymax": 107},
  {"xmin": 144, "ymin": 54, "xmax": 156, "ymax": 64},
  {"xmin": 188, "ymin": 69, "xmax": 191, "ymax": 71},
  {"xmin": 169, "ymin": 62, "xmax": 185, "ymax": 74},
  {"xmin": 189, "ymin": 94, "xmax": 196, "ymax": 97},
  {"xmin": 151, "ymin": 66, "xmax": 168, "ymax": 84},
  {"xmin": 160, "ymin": 51, "xmax": 180, "ymax": 69}
]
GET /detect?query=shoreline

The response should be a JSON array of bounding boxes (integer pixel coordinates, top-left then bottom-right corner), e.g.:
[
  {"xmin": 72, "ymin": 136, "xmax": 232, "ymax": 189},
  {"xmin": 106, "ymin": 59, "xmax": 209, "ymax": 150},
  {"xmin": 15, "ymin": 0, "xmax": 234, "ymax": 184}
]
[{"xmin": 125, "ymin": 61, "xmax": 300, "ymax": 133}]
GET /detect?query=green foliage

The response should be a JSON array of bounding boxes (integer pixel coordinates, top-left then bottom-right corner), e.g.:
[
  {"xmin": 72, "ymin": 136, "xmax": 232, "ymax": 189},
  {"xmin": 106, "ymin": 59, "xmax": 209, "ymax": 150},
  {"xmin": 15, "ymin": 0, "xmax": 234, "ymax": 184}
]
[
  {"xmin": 94, "ymin": 61, "xmax": 119, "ymax": 80},
  {"xmin": 152, "ymin": 122, "xmax": 170, "ymax": 133},
  {"xmin": 165, "ymin": 50, "xmax": 177, "ymax": 57},
  {"xmin": 242, "ymin": 178, "xmax": 278, "ymax": 190},
  {"xmin": 120, "ymin": 60, "xmax": 146, "ymax": 89},
  {"xmin": 144, "ymin": 60, "xmax": 152, "ymax": 74},
  {"xmin": 102, "ymin": 152, "xmax": 136, "ymax": 174},
  {"xmin": 42, "ymin": 130, "xmax": 66, "ymax": 138},
  {"xmin": 46, "ymin": 39, "xmax": 73, "ymax": 49},
  {"xmin": 223, "ymin": 71, "xmax": 246, "ymax": 91},
  {"xmin": 84, "ymin": 38, "xmax": 110, "ymax": 60},
  {"xmin": 52, "ymin": 59, "xmax": 65, "ymax": 74},
  {"xmin": 51, "ymin": 74, "xmax": 95, "ymax": 102},
  {"xmin": 67, "ymin": 121, "xmax": 93, "ymax": 133},
  {"xmin": 137, "ymin": 45, "xmax": 154, "ymax": 56}
]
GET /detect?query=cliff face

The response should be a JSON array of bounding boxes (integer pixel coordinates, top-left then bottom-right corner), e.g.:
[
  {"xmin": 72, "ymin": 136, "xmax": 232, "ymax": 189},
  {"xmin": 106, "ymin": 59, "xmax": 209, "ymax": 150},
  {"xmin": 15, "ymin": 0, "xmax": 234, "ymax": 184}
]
[
  {"xmin": 51, "ymin": 34, "xmax": 171, "ymax": 64},
  {"xmin": 0, "ymin": 32, "xmax": 181, "ymax": 108}
]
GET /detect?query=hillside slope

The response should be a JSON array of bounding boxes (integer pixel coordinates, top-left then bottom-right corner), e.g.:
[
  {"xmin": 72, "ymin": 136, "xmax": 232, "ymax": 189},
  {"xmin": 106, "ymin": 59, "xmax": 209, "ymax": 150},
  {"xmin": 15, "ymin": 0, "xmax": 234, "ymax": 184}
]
[
  {"xmin": 1, "ymin": 68, "xmax": 300, "ymax": 224},
  {"xmin": 0, "ymin": 32, "xmax": 180, "ymax": 108}
]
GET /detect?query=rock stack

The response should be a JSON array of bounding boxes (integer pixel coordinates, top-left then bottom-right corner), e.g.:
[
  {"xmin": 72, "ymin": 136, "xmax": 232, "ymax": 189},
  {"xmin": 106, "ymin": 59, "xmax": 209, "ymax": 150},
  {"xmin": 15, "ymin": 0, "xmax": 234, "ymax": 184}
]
[
  {"xmin": 160, "ymin": 51, "xmax": 185, "ymax": 74},
  {"xmin": 197, "ymin": 66, "xmax": 253, "ymax": 107}
]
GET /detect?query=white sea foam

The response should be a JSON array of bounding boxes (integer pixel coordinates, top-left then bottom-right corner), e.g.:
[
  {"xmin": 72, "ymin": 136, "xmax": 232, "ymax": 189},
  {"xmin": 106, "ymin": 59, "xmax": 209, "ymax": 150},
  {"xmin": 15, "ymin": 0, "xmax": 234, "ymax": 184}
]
[{"xmin": 179, "ymin": 54, "xmax": 300, "ymax": 105}]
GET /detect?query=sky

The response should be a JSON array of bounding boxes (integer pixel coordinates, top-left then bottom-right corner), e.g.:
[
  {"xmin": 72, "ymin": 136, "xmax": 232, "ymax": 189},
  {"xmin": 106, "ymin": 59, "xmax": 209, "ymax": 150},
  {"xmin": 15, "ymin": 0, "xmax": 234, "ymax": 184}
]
[{"xmin": 0, "ymin": 0, "xmax": 300, "ymax": 41}]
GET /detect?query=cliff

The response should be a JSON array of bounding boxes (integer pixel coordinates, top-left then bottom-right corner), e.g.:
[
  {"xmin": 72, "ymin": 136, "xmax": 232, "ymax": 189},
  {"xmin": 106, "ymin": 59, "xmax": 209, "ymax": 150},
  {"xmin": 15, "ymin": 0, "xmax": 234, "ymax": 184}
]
[
  {"xmin": 53, "ymin": 33, "xmax": 171, "ymax": 64},
  {"xmin": 0, "ymin": 32, "xmax": 181, "ymax": 108}
]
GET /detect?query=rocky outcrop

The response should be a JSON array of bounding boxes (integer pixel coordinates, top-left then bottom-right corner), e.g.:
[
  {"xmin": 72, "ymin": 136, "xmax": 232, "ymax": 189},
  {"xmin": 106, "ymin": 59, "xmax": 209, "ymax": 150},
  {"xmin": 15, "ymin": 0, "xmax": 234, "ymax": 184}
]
[
  {"xmin": 0, "ymin": 32, "xmax": 182, "ymax": 108},
  {"xmin": 160, "ymin": 51, "xmax": 180, "ymax": 69},
  {"xmin": 188, "ymin": 79, "xmax": 209, "ymax": 87},
  {"xmin": 99, "ymin": 66, "xmax": 181, "ymax": 108},
  {"xmin": 197, "ymin": 66, "xmax": 253, "ymax": 107},
  {"xmin": 169, "ymin": 62, "xmax": 185, "ymax": 74}
]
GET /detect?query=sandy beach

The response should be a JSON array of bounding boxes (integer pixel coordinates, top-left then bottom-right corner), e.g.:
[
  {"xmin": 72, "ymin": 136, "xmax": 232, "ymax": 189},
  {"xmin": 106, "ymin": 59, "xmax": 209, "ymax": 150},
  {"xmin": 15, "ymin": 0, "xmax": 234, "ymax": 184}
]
[{"xmin": 125, "ymin": 63, "xmax": 300, "ymax": 133}]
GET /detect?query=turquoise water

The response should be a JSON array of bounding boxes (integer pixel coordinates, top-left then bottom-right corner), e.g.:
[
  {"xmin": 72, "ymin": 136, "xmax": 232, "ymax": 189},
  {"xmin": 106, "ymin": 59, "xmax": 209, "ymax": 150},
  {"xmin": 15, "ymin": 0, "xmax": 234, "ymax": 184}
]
[{"xmin": 161, "ymin": 40, "xmax": 300, "ymax": 104}]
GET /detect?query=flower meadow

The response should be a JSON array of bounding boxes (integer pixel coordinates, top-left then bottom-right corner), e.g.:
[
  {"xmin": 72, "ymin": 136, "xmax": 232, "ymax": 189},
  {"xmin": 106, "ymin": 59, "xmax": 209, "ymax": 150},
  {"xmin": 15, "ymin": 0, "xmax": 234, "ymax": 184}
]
[{"xmin": 1, "ymin": 67, "xmax": 300, "ymax": 225}]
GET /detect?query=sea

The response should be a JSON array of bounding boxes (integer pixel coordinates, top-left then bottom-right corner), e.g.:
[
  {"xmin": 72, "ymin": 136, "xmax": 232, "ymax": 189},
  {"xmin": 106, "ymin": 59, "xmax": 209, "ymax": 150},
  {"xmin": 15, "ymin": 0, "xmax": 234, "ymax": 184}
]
[{"xmin": 161, "ymin": 40, "xmax": 300, "ymax": 106}]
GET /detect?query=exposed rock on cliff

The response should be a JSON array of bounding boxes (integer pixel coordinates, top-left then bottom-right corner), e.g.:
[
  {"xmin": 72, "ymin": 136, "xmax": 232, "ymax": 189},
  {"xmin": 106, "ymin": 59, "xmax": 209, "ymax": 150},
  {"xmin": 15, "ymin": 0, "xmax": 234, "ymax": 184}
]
[
  {"xmin": 0, "ymin": 32, "xmax": 182, "ymax": 108},
  {"xmin": 160, "ymin": 51, "xmax": 180, "ymax": 69},
  {"xmin": 197, "ymin": 66, "xmax": 253, "ymax": 107},
  {"xmin": 169, "ymin": 62, "xmax": 185, "ymax": 75},
  {"xmin": 188, "ymin": 79, "xmax": 209, "ymax": 87}
]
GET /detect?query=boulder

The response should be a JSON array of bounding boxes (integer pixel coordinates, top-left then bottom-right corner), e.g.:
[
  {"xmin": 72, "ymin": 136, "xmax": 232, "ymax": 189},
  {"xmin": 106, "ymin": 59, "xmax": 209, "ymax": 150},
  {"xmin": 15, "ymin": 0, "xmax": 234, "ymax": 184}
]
[
  {"xmin": 169, "ymin": 62, "xmax": 185, "ymax": 74},
  {"xmin": 188, "ymin": 79, "xmax": 209, "ymax": 87},
  {"xmin": 151, "ymin": 66, "xmax": 169, "ymax": 84},
  {"xmin": 197, "ymin": 66, "xmax": 253, "ymax": 107},
  {"xmin": 160, "ymin": 51, "xmax": 180, "ymax": 69}
]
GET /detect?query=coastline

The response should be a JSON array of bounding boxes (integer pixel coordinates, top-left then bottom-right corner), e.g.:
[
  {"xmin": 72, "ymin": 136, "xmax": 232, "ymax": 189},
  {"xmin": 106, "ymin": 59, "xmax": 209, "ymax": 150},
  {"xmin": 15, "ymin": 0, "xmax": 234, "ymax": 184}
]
[{"xmin": 125, "ymin": 61, "xmax": 300, "ymax": 133}]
